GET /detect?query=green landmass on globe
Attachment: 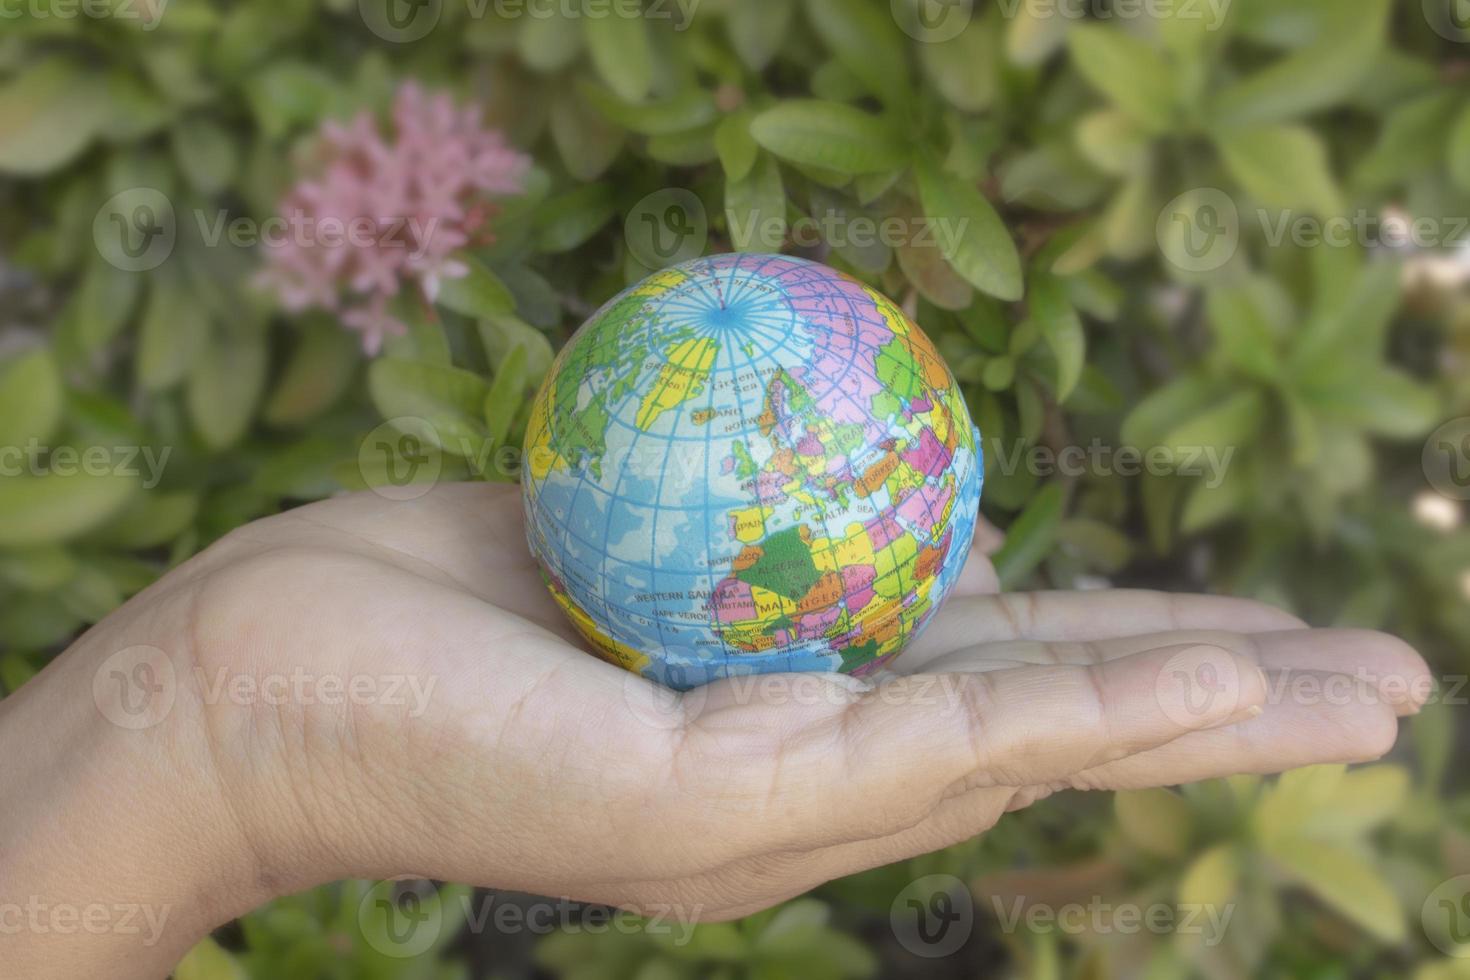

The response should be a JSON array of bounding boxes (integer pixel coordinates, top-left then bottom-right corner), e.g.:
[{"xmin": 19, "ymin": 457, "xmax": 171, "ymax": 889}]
[{"xmin": 521, "ymin": 253, "xmax": 983, "ymax": 689}]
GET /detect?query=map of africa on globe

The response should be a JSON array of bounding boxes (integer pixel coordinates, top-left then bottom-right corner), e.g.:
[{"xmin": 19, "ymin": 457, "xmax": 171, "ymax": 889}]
[{"xmin": 522, "ymin": 253, "xmax": 983, "ymax": 690}]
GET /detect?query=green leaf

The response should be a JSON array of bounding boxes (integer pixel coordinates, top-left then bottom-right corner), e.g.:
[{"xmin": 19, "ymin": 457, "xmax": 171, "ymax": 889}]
[
  {"xmin": 0, "ymin": 59, "xmax": 109, "ymax": 175},
  {"xmin": 187, "ymin": 332, "xmax": 267, "ymax": 451},
  {"xmin": 1293, "ymin": 253, "xmax": 1400, "ymax": 371},
  {"xmin": 57, "ymin": 259, "xmax": 143, "ymax": 363},
  {"xmin": 1206, "ymin": 281, "xmax": 1282, "ymax": 381},
  {"xmin": 1115, "ymin": 788, "xmax": 1193, "ymax": 858},
  {"xmin": 728, "ymin": 0, "xmax": 795, "ymax": 72},
  {"xmin": 1177, "ymin": 845, "xmax": 1240, "ymax": 912},
  {"xmin": 98, "ymin": 72, "xmax": 173, "ymax": 142},
  {"xmin": 550, "ymin": 88, "xmax": 625, "ymax": 182},
  {"xmin": 1159, "ymin": 389, "xmax": 1266, "ymax": 460},
  {"xmin": 0, "ymin": 470, "xmax": 138, "ymax": 548},
  {"xmin": 262, "ymin": 321, "xmax": 360, "ymax": 428},
  {"xmin": 1029, "ymin": 274, "xmax": 1085, "ymax": 401},
  {"xmin": 436, "ymin": 257, "xmax": 515, "ymax": 320},
  {"xmin": 484, "ymin": 344, "xmax": 528, "ymax": 455},
  {"xmin": 579, "ymin": 82, "xmax": 718, "ymax": 136},
  {"xmin": 137, "ymin": 272, "xmax": 207, "ymax": 392},
  {"xmin": 1122, "ymin": 376, "xmax": 1222, "ymax": 451},
  {"xmin": 1055, "ymin": 517, "xmax": 1132, "ymax": 572},
  {"xmin": 646, "ymin": 126, "xmax": 719, "ymax": 166},
  {"xmin": 1217, "ymin": 123, "xmax": 1343, "ymax": 216},
  {"xmin": 920, "ymin": 16, "xmax": 999, "ymax": 113},
  {"xmin": 749, "ymin": 101, "xmax": 907, "ymax": 175},
  {"xmin": 518, "ymin": 13, "xmax": 583, "ymax": 72},
  {"xmin": 584, "ymin": 10, "xmax": 653, "ymax": 102},
  {"xmin": 1210, "ymin": 0, "xmax": 1389, "ymax": 128},
  {"xmin": 993, "ymin": 483, "xmax": 1064, "ymax": 588},
  {"xmin": 0, "ymin": 348, "xmax": 64, "ymax": 450},
  {"xmin": 175, "ymin": 937, "xmax": 248, "ymax": 980},
  {"xmin": 477, "ymin": 313, "xmax": 555, "ymax": 385},
  {"xmin": 534, "ymin": 183, "xmax": 617, "ymax": 253},
  {"xmin": 1067, "ymin": 25, "xmax": 1176, "ymax": 132},
  {"xmin": 1413, "ymin": 699, "xmax": 1453, "ymax": 793},
  {"xmin": 896, "ymin": 233, "xmax": 971, "ymax": 310},
  {"xmin": 715, "ymin": 110, "xmax": 759, "ymax": 183},
  {"xmin": 1303, "ymin": 765, "xmax": 1410, "ymax": 839},
  {"xmin": 243, "ymin": 62, "xmax": 335, "ymax": 140},
  {"xmin": 805, "ymin": 0, "xmax": 912, "ymax": 110},
  {"xmin": 1102, "ymin": 169, "xmax": 1158, "ymax": 260},
  {"xmin": 1352, "ymin": 91, "xmax": 1460, "ymax": 191},
  {"xmin": 1075, "ymin": 110, "xmax": 1151, "ymax": 177},
  {"xmin": 1254, "ymin": 764, "xmax": 1347, "ymax": 843},
  {"xmin": 1006, "ymin": 0, "xmax": 1068, "ymax": 67},
  {"xmin": 1, "ymin": 653, "xmax": 38, "ymax": 694},
  {"xmin": 1308, "ymin": 366, "xmax": 1440, "ymax": 439},
  {"xmin": 171, "ymin": 116, "xmax": 237, "ymax": 196},
  {"xmin": 914, "ymin": 152, "xmax": 1023, "ymax": 302},
  {"xmin": 1451, "ymin": 103, "xmax": 1470, "ymax": 195},
  {"xmin": 0, "ymin": 547, "xmax": 76, "ymax": 592},
  {"xmin": 725, "ymin": 152, "xmax": 786, "ymax": 252},
  {"xmin": 368, "ymin": 358, "xmax": 491, "ymax": 456},
  {"xmin": 92, "ymin": 491, "xmax": 199, "ymax": 550},
  {"xmin": 1180, "ymin": 464, "xmax": 1250, "ymax": 534},
  {"xmin": 1266, "ymin": 839, "xmax": 1406, "ymax": 942}
]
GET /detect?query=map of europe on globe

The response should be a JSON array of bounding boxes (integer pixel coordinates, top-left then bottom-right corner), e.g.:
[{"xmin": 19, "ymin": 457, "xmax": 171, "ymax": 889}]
[{"xmin": 522, "ymin": 253, "xmax": 983, "ymax": 690}]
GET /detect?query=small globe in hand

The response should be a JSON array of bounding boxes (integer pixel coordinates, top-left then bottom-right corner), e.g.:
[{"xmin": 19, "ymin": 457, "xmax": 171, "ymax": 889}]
[{"xmin": 522, "ymin": 253, "xmax": 983, "ymax": 690}]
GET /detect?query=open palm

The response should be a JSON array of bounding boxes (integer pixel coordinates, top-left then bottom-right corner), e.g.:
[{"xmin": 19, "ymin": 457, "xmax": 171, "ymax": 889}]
[{"xmin": 76, "ymin": 482, "xmax": 1430, "ymax": 926}]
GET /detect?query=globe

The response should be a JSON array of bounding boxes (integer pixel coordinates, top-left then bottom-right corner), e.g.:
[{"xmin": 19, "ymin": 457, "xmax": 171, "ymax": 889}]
[{"xmin": 522, "ymin": 253, "xmax": 983, "ymax": 690}]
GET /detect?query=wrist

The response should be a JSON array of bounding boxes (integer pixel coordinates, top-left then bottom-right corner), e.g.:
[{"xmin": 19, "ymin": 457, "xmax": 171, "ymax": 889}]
[{"xmin": 0, "ymin": 609, "xmax": 278, "ymax": 978}]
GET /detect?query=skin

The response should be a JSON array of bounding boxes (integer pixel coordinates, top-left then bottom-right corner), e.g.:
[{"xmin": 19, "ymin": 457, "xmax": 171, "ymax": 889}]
[{"xmin": 0, "ymin": 483, "xmax": 1432, "ymax": 977}]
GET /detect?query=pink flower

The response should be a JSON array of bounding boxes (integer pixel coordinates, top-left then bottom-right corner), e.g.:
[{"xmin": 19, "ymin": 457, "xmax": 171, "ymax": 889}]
[{"xmin": 257, "ymin": 82, "xmax": 531, "ymax": 355}]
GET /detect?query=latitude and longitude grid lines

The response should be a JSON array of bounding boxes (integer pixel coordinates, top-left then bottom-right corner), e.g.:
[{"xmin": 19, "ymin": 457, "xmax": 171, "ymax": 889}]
[{"xmin": 527, "ymin": 255, "xmax": 967, "ymax": 672}]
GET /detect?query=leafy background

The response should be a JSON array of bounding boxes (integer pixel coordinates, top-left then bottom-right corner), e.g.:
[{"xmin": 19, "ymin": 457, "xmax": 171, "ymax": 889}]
[{"xmin": 1, "ymin": 0, "xmax": 1468, "ymax": 976}]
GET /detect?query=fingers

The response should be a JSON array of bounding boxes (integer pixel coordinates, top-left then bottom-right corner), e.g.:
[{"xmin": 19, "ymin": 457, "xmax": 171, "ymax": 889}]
[
  {"xmin": 919, "ymin": 628, "xmax": 1433, "ymax": 717},
  {"xmin": 685, "ymin": 645, "xmax": 1263, "ymax": 860},
  {"xmin": 1067, "ymin": 670, "xmax": 1403, "ymax": 791},
  {"xmin": 906, "ymin": 590, "xmax": 1306, "ymax": 667}
]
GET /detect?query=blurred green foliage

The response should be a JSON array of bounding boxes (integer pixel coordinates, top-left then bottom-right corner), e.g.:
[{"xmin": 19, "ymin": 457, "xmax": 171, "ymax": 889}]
[{"xmin": 2, "ymin": 0, "xmax": 1469, "ymax": 976}]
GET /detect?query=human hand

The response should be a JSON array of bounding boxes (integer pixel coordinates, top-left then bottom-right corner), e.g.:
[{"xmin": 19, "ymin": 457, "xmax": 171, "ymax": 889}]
[{"xmin": 0, "ymin": 484, "xmax": 1432, "ymax": 978}]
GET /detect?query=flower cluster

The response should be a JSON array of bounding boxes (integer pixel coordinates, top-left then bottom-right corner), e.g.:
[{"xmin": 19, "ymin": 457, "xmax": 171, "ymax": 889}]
[{"xmin": 258, "ymin": 82, "xmax": 530, "ymax": 353}]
